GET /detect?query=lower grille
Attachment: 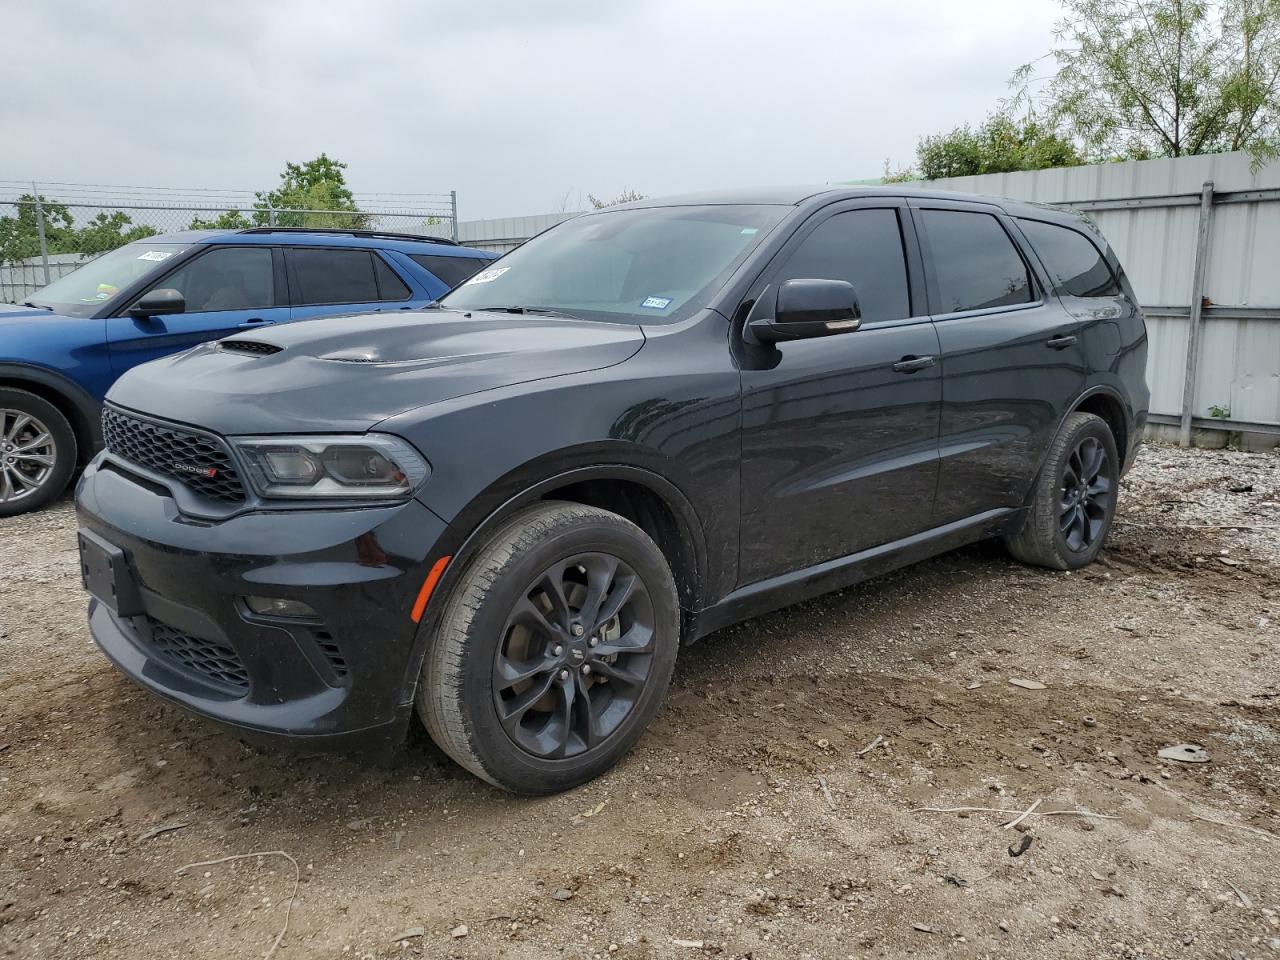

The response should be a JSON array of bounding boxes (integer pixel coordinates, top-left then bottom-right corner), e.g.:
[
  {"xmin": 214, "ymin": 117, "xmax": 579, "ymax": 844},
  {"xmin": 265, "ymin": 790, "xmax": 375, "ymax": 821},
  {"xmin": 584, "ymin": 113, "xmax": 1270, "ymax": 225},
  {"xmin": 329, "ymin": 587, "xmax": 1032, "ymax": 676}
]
[
  {"xmin": 102, "ymin": 406, "xmax": 247, "ymax": 504},
  {"xmin": 312, "ymin": 629, "xmax": 349, "ymax": 680},
  {"xmin": 144, "ymin": 617, "xmax": 249, "ymax": 694}
]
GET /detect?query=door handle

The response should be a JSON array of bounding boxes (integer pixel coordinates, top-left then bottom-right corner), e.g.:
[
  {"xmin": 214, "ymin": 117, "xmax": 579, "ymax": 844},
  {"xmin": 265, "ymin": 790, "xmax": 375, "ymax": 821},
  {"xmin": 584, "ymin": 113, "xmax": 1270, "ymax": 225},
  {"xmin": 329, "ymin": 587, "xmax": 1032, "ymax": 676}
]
[
  {"xmin": 892, "ymin": 355, "xmax": 935, "ymax": 373},
  {"xmin": 237, "ymin": 317, "xmax": 273, "ymax": 328},
  {"xmin": 1046, "ymin": 334, "xmax": 1078, "ymax": 349}
]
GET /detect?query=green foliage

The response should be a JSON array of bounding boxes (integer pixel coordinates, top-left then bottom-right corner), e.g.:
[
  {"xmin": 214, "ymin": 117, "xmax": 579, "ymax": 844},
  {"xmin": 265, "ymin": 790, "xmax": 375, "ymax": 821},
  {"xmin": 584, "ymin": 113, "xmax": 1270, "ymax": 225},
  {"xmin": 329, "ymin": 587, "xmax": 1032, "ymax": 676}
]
[
  {"xmin": 880, "ymin": 159, "xmax": 920, "ymax": 183},
  {"xmin": 886, "ymin": 114, "xmax": 1083, "ymax": 181},
  {"xmin": 588, "ymin": 189, "xmax": 647, "ymax": 209},
  {"xmin": 917, "ymin": 114, "xmax": 1082, "ymax": 179},
  {"xmin": 1014, "ymin": 0, "xmax": 1280, "ymax": 164},
  {"xmin": 188, "ymin": 209, "xmax": 253, "ymax": 231},
  {"xmin": 1208, "ymin": 402, "xmax": 1232, "ymax": 418},
  {"xmin": 0, "ymin": 194, "xmax": 154, "ymax": 264},
  {"xmin": 72, "ymin": 211, "xmax": 157, "ymax": 254},
  {"xmin": 253, "ymin": 153, "xmax": 369, "ymax": 228}
]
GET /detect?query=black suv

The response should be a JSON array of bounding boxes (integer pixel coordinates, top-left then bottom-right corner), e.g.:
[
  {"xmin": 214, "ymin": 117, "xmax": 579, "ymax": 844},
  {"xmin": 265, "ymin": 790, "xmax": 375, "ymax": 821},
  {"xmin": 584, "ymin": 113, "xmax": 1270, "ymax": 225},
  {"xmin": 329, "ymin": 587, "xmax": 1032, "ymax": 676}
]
[{"xmin": 75, "ymin": 188, "xmax": 1149, "ymax": 794}]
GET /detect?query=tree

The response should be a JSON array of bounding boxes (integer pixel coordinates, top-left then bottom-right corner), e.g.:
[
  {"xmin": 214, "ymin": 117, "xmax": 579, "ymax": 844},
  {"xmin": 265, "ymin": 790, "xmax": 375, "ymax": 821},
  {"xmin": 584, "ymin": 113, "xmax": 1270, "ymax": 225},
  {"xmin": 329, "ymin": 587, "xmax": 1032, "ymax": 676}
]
[
  {"xmin": 73, "ymin": 211, "xmax": 157, "ymax": 255},
  {"xmin": 252, "ymin": 153, "xmax": 369, "ymax": 228},
  {"xmin": 188, "ymin": 209, "xmax": 252, "ymax": 230},
  {"xmin": 884, "ymin": 113, "xmax": 1082, "ymax": 181},
  {"xmin": 0, "ymin": 194, "xmax": 74, "ymax": 264},
  {"xmin": 1013, "ymin": 0, "xmax": 1280, "ymax": 163},
  {"xmin": 0, "ymin": 195, "xmax": 155, "ymax": 264},
  {"xmin": 587, "ymin": 189, "xmax": 646, "ymax": 208}
]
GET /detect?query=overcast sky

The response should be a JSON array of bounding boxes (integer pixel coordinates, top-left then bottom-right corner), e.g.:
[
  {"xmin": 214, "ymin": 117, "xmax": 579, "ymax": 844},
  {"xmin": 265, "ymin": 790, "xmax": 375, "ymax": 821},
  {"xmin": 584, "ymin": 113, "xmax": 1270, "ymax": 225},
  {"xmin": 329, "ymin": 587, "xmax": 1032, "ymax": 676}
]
[{"xmin": 3, "ymin": 0, "xmax": 1061, "ymax": 220}]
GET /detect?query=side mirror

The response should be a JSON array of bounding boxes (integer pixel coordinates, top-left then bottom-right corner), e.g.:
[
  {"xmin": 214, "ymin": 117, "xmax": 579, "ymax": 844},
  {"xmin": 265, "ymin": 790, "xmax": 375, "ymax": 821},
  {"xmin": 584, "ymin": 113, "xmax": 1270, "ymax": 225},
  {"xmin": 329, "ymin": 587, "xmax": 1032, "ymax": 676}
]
[
  {"xmin": 748, "ymin": 279, "xmax": 861, "ymax": 343},
  {"xmin": 128, "ymin": 288, "xmax": 185, "ymax": 318}
]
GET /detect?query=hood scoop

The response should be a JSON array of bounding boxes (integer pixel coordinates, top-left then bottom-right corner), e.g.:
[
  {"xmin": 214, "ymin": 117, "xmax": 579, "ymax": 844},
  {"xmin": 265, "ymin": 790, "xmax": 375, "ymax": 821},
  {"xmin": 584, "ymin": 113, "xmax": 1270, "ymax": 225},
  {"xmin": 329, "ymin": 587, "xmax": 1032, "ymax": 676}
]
[{"xmin": 220, "ymin": 340, "xmax": 282, "ymax": 356}]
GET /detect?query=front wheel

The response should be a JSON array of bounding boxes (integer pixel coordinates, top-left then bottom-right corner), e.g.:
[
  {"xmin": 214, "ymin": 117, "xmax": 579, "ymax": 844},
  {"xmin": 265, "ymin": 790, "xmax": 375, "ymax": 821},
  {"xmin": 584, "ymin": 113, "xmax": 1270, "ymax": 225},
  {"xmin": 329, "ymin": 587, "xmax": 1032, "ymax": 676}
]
[
  {"xmin": 0, "ymin": 388, "xmax": 77, "ymax": 518},
  {"xmin": 417, "ymin": 502, "xmax": 680, "ymax": 794},
  {"xmin": 1004, "ymin": 412, "xmax": 1119, "ymax": 570}
]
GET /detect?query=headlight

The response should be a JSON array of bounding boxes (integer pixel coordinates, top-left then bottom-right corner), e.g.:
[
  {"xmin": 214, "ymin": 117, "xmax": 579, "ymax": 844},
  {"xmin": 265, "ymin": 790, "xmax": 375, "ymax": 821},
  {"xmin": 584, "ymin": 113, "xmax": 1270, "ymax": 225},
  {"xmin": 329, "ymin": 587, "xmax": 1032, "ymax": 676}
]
[{"xmin": 231, "ymin": 434, "xmax": 429, "ymax": 500}]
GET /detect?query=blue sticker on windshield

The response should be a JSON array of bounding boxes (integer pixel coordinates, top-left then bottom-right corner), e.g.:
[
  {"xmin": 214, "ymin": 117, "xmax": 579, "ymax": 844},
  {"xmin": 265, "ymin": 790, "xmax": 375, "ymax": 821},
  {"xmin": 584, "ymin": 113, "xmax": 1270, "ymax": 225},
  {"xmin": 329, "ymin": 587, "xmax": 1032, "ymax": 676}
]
[{"xmin": 641, "ymin": 296, "xmax": 672, "ymax": 310}]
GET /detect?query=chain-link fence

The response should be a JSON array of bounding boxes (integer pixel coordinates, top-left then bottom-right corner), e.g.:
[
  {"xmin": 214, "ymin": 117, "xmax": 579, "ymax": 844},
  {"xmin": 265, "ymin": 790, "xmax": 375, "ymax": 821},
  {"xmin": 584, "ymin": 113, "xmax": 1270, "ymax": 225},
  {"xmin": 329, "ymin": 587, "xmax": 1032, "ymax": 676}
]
[{"xmin": 1, "ymin": 187, "xmax": 458, "ymax": 303}]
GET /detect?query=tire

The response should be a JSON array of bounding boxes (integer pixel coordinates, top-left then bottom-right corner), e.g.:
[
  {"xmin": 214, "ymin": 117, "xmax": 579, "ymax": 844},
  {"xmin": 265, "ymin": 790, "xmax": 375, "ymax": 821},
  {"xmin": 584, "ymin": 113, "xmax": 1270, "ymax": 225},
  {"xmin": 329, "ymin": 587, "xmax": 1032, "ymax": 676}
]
[
  {"xmin": 417, "ymin": 501, "xmax": 681, "ymax": 794},
  {"xmin": 0, "ymin": 388, "xmax": 77, "ymax": 518},
  {"xmin": 1004, "ymin": 412, "xmax": 1120, "ymax": 570}
]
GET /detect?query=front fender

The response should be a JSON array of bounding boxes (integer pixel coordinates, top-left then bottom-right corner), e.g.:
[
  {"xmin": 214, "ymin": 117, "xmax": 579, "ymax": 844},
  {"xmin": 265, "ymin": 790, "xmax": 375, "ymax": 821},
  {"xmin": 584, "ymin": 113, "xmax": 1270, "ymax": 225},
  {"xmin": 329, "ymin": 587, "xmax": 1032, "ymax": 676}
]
[{"xmin": 393, "ymin": 457, "xmax": 711, "ymax": 708}]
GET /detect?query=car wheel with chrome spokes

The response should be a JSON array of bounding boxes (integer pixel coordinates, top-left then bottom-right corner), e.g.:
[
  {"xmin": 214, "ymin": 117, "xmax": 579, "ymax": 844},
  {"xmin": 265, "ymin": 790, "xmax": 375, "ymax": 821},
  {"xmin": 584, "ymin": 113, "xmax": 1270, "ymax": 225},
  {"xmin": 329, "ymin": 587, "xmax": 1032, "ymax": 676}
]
[
  {"xmin": 417, "ymin": 502, "xmax": 680, "ymax": 794},
  {"xmin": 0, "ymin": 389, "xmax": 77, "ymax": 518}
]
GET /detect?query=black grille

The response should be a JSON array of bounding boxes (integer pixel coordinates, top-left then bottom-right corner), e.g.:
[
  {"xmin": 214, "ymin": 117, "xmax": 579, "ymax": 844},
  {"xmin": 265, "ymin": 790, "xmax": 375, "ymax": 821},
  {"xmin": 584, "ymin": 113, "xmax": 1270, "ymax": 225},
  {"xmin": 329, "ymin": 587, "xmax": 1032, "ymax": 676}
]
[
  {"xmin": 145, "ymin": 617, "xmax": 249, "ymax": 694},
  {"xmin": 102, "ymin": 406, "xmax": 247, "ymax": 503},
  {"xmin": 220, "ymin": 340, "xmax": 282, "ymax": 356}
]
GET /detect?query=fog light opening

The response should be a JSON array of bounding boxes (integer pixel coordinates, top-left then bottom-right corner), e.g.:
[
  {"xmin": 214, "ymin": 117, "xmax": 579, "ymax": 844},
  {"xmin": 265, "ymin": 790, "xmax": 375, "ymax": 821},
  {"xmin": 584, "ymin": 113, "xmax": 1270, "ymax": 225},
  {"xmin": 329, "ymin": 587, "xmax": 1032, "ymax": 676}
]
[{"xmin": 244, "ymin": 596, "xmax": 319, "ymax": 619}]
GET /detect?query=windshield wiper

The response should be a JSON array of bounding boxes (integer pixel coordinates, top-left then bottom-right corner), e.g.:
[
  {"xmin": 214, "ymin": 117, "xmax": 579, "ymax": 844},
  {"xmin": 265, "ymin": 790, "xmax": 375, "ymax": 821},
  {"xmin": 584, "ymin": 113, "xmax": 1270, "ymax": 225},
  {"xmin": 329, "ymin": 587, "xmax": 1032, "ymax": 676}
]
[
  {"xmin": 22, "ymin": 301, "xmax": 53, "ymax": 311},
  {"xmin": 470, "ymin": 305, "xmax": 582, "ymax": 320}
]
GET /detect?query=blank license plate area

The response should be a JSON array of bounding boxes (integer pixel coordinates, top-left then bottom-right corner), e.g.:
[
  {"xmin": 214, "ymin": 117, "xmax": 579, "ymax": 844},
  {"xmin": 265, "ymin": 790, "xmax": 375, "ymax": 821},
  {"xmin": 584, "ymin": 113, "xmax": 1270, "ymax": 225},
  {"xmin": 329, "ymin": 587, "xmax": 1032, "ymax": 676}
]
[{"xmin": 78, "ymin": 529, "xmax": 143, "ymax": 617}]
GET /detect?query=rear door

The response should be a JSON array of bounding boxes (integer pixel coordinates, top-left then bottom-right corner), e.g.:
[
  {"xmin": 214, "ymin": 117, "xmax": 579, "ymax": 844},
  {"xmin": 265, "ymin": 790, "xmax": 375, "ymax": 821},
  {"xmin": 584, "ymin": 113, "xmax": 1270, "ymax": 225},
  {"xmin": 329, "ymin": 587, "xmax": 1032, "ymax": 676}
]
[
  {"xmin": 737, "ymin": 199, "xmax": 942, "ymax": 584},
  {"xmin": 285, "ymin": 247, "xmax": 414, "ymax": 321},
  {"xmin": 911, "ymin": 200, "xmax": 1088, "ymax": 525},
  {"xmin": 108, "ymin": 244, "xmax": 288, "ymax": 374}
]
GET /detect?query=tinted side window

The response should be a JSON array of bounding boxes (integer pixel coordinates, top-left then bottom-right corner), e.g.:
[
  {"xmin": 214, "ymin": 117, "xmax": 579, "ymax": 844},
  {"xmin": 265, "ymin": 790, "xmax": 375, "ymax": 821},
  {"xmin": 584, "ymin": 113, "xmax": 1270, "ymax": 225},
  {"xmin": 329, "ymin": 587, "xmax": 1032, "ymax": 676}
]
[
  {"xmin": 920, "ymin": 210, "xmax": 1033, "ymax": 313},
  {"xmin": 1018, "ymin": 219, "xmax": 1120, "ymax": 297},
  {"xmin": 372, "ymin": 255, "xmax": 412, "ymax": 301},
  {"xmin": 157, "ymin": 247, "xmax": 274, "ymax": 312},
  {"xmin": 775, "ymin": 209, "xmax": 913, "ymax": 322},
  {"xmin": 290, "ymin": 249, "xmax": 379, "ymax": 305},
  {"xmin": 410, "ymin": 254, "xmax": 487, "ymax": 289}
]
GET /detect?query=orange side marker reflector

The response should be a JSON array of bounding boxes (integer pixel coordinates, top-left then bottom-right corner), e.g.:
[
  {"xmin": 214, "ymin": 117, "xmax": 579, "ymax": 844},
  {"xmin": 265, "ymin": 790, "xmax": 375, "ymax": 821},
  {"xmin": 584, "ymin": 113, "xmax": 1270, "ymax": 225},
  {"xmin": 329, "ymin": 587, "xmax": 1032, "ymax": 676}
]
[{"xmin": 411, "ymin": 555, "xmax": 451, "ymax": 623}]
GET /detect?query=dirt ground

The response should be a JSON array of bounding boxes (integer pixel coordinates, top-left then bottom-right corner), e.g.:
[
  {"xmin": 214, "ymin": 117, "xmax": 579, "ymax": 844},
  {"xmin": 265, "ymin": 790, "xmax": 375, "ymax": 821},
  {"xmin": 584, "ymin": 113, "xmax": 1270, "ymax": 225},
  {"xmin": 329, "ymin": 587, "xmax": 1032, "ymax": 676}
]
[{"xmin": 2, "ymin": 443, "xmax": 1278, "ymax": 960}]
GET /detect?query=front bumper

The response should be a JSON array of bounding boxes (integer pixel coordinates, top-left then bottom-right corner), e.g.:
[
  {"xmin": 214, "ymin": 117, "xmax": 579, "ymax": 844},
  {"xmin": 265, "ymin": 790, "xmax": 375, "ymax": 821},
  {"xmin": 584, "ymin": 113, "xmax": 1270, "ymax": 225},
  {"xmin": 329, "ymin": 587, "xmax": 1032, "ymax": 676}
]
[{"xmin": 76, "ymin": 453, "xmax": 448, "ymax": 752}]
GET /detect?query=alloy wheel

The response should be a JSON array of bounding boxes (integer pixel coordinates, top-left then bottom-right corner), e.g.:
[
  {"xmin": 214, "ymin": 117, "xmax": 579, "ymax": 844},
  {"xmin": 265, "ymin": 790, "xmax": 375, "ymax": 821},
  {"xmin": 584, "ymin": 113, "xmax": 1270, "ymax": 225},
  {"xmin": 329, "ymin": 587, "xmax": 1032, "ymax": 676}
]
[
  {"xmin": 1059, "ymin": 435, "xmax": 1112, "ymax": 552},
  {"xmin": 493, "ymin": 553, "xmax": 656, "ymax": 759},
  {"xmin": 0, "ymin": 408, "xmax": 57, "ymax": 504}
]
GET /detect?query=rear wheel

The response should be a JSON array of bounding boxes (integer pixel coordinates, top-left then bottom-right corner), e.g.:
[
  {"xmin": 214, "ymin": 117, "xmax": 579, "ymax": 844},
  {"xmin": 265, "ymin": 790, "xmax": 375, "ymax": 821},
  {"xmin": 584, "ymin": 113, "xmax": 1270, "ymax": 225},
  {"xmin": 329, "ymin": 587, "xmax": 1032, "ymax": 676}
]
[
  {"xmin": 1004, "ymin": 412, "xmax": 1119, "ymax": 570},
  {"xmin": 0, "ymin": 388, "xmax": 77, "ymax": 518},
  {"xmin": 417, "ymin": 502, "xmax": 680, "ymax": 794}
]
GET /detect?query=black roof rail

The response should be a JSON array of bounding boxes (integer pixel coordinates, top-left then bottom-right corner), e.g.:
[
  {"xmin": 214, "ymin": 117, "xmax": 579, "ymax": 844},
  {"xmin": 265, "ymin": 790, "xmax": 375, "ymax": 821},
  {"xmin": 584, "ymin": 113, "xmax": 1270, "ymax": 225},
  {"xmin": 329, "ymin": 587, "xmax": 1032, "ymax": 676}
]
[{"xmin": 237, "ymin": 227, "xmax": 460, "ymax": 246}]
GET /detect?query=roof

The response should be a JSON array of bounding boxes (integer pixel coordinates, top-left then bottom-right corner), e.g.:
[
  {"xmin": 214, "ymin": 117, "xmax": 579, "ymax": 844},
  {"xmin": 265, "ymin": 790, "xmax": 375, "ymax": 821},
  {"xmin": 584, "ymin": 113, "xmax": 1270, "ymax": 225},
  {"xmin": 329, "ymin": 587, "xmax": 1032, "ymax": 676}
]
[
  {"xmin": 136, "ymin": 228, "xmax": 490, "ymax": 258},
  {"xmin": 610, "ymin": 185, "xmax": 1066, "ymax": 221}
]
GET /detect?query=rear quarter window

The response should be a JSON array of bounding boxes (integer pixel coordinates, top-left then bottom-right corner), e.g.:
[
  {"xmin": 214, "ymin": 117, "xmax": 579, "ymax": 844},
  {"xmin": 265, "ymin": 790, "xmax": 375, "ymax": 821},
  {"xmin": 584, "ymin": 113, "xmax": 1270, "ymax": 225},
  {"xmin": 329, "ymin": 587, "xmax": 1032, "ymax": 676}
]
[
  {"xmin": 410, "ymin": 254, "xmax": 487, "ymax": 289},
  {"xmin": 919, "ymin": 209, "xmax": 1034, "ymax": 314},
  {"xmin": 289, "ymin": 248, "xmax": 380, "ymax": 305},
  {"xmin": 1018, "ymin": 219, "xmax": 1121, "ymax": 298}
]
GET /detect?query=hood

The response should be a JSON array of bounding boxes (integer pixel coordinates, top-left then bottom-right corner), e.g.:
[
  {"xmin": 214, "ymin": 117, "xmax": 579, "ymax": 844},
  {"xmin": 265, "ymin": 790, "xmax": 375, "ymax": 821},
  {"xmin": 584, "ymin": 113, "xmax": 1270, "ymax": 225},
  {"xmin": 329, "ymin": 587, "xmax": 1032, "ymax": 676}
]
[
  {"xmin": 107, "ymin": 308, "xmax": 646, "ymax": 434},
  {"xmin": 0, "ymin": 303, "xmax": 70, "ymax": 324}
]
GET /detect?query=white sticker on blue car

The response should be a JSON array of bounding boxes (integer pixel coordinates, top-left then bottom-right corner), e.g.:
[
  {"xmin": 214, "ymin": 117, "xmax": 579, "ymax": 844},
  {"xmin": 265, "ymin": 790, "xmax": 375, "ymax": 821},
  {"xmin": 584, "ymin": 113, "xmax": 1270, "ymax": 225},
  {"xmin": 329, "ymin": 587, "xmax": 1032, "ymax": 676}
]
[
  {"xmin": 137, "ymin": 250, "xmax": 174, "ymax": 262},
  {"xmin": 641, "ymin": 296, "xmax": 672, "ymax": 310}
]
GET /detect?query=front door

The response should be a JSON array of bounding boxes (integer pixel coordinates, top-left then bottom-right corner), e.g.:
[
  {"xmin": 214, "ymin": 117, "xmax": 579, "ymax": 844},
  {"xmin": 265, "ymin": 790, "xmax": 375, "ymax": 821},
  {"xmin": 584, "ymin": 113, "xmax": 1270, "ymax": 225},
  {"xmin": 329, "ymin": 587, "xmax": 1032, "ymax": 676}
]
[
  {"xmin": 109, "ymin": 245, "xmax": 287, "ymax": 374},
  {"xmin": 737, "ymin": 201, "xmax": 942, "ymax": 585},
  {"xmin": 910, "ymin": 201, "xmax": 1089, "ymax": 525}
]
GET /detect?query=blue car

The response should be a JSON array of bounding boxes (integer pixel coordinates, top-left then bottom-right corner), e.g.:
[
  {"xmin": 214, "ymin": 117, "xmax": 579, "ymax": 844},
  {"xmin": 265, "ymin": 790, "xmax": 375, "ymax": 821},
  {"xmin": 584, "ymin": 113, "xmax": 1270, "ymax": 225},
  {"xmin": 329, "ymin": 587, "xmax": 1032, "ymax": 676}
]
[{"xmin": 0, "ymin": 227, "xmax": 495, "ymax": 515}]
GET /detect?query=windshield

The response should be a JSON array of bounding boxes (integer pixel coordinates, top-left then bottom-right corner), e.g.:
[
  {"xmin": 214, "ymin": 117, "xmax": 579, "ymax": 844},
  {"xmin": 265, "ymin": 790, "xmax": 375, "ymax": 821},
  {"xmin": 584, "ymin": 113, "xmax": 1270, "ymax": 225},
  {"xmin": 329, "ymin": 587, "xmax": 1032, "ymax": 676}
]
[
  {"xmin": 442, "ymin": 204, "xmax": 787, "ymax": 323},
  {"xmin": 27, "ymin": 242, "xmax": 192, "ymax": 318}
]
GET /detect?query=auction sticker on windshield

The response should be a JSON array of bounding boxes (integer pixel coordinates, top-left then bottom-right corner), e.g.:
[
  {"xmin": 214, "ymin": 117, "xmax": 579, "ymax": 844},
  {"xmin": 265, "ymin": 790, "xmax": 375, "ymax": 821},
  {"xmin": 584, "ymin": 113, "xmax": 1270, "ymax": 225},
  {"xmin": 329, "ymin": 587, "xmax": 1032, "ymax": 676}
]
[
  {"xmin": 136, "ymin": 251, "xmax": 174, "ymax": 262},
  {"xmin": 465, "ymin": 266, "xmax": 510, "ymax": 285}
]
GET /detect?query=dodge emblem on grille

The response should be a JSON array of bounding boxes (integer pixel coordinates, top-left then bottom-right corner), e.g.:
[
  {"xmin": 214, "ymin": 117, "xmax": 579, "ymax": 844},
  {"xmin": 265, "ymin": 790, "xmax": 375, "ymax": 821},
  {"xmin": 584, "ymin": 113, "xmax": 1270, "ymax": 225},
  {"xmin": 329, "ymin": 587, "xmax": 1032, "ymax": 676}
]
[{"xmin": 172, "ymin": 462, "xmax": 219, "ymax": 478}]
